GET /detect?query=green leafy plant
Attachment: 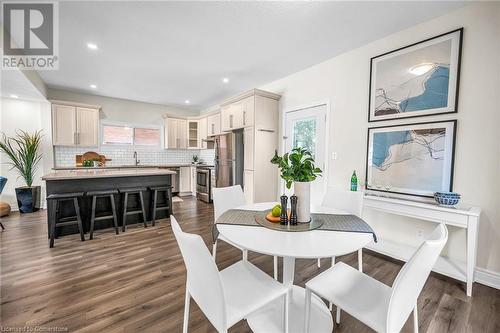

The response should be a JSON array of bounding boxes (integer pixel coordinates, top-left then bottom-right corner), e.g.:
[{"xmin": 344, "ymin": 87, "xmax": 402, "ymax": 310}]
[
  {"xmin": 0, "ymin": 130, "xmax": 43, "ymax": 187},
  {"xmin": 271, "ymin": 147, "xmax": 322, "ymax": 189}
]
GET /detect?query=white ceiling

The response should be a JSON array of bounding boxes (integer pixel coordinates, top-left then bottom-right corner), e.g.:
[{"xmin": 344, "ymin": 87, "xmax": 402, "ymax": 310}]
[
  {"xmin": 36, "ymin": 1, "xmax": 466, "ymax": 110},
  {"xmin": 1, "ymin": 69, "xmax": 46, "ymax": 102}
]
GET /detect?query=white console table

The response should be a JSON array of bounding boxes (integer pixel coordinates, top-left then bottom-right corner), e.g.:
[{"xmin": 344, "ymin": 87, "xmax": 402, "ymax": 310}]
[{"xmin": 363, "ymin": 195, "xmax": 481, "ymax": 296}]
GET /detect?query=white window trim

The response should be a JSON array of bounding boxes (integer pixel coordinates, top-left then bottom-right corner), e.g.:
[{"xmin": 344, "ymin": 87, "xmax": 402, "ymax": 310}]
[{"xmin": 100, "ymin": 121, "xmax": 164, "ymax": 149}]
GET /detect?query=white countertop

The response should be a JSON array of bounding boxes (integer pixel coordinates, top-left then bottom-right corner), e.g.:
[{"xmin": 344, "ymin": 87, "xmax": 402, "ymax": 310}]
[
  {"xmin": 52, "ymin": 164, "xmax": 199, "ymax": 170},
  {"xmin": 42, "ymin": 168, "xmax": 176, "ymax": 181}
]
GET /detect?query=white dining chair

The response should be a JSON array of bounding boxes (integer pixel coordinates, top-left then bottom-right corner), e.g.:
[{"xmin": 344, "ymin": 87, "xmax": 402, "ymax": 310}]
[
  {"xmin": 212, "ymin": 185, "xmax": 278, "ymax": 280},
  {"xmin": 304, "ymin": 223, "xmax": 448, "ymax": 333},
  {"xmin": 171, "ymin": 215, "xmax": 289, "ymax": 333},
  {"xmin": 317, "ymin": 187, "xmax": 365, "ymax": 270}
]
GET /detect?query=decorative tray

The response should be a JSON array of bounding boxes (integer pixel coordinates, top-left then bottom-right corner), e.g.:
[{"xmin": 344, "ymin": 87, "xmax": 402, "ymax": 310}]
[{"xmin": 254, "ymin": 211, "xmax": 324, "ymax": 232}]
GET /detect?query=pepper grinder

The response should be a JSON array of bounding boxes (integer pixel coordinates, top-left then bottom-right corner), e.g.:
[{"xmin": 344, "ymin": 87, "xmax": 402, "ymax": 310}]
[
  {"xmin": 279, "ymin": 195, "xmax": 288, "ymax": 225},
  {"xmin": 289, "ymin": 194, "xmax": 298, "ymax": 225}
]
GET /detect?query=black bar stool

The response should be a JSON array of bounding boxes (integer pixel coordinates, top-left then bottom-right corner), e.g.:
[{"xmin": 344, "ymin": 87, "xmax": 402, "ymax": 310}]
[
  {"xmin": 47, "ymin": 192, "xmax": 85, "ymax": 248},
  {"xmin": 120, "ymin": 187, "xmax": 147, "ymax": 232},
  {"xmin": 87, "ymin": 189, "xmax": 119, "ymax": 240},
  {"xmin": 149, "ymin": 186, "xmax": 173, "ymax": 226}
]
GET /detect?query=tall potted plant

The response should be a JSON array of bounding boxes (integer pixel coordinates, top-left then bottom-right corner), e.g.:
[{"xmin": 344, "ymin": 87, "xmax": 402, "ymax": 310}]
[
  {"xmin": 271, "ymin": 147, "xmax": 322, "ymax": 222},
  {"xmin": 0, "ymin": 130, "xmax": 43, "ymax": 213}
]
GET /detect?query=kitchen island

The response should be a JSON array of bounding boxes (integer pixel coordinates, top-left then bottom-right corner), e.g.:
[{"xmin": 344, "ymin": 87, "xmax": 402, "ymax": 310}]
[{"xmin": 42, "ymin": 168, "xmax": 176, "ymax": 237}]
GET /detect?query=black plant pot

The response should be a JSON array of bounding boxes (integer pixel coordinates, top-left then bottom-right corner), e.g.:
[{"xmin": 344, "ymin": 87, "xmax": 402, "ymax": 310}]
[{"xmin": 15, "ymin": 186, "xmax": 41, "ymax": 213}]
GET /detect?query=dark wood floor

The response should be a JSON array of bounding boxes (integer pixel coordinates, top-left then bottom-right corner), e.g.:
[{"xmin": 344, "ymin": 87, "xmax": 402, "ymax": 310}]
[{"xmin": 1, "ymin": 197, "xmax": 499, "ymax": 333}]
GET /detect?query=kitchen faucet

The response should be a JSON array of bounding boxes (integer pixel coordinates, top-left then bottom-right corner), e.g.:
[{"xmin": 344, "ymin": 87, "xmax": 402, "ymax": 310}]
[{"xmin": 133, "ymin": 151, "xmax": 140, "ymax": 166}]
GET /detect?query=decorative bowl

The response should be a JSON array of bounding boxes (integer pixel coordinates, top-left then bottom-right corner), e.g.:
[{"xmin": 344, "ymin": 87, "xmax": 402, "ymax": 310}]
[{"xmin": 434, "ymin": 192, "xmax": 461, "ymax": 206}]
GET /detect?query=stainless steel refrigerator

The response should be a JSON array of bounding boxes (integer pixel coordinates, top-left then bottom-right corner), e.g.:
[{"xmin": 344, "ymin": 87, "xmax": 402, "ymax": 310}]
[{"xmin": 214, "ymin": 130, "xmax": 244, "ymax": 188}]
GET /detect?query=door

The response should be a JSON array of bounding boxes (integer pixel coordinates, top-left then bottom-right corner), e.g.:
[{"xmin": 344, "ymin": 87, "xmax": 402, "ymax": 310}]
[
  {"xmin": 284, "ymin": 104, "xmax": 327, "ymax": 205},
  {"xmin": 52, "ymin": 104, "xmax": 76, "ymax": 146},
  {"xmin": 76, "ymin": 107, "xmax": 99, "ymax": 146}
]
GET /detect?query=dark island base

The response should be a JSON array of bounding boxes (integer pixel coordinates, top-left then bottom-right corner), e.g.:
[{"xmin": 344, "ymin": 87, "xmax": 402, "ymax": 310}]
[{"xmin": 46, "ymin": 175, "xmax": 172, "ymax": 237}]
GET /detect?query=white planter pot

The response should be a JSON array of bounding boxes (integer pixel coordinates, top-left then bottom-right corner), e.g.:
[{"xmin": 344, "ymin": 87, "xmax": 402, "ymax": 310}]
[{"xmin": 294, "ymin": 181, "xmax": 311, "ymax": 223}]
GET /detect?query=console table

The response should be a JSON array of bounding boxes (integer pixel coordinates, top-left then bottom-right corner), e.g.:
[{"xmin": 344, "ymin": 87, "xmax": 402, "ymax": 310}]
[{"xmin": 362, "ymin": 195, "xmax": 481, "ymax": 296}]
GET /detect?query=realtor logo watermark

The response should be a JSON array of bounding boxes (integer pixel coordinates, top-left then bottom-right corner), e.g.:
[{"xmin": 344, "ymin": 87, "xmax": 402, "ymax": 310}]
[{"xmin": 2, "ymin": 1, "xmax": 59, "ymax": 70}]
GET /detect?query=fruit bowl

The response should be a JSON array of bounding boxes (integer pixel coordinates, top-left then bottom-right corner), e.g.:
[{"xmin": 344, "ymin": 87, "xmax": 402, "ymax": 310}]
[{"xmin": 434, "ymin": 192, "xmax": 461, "ymax": 206}]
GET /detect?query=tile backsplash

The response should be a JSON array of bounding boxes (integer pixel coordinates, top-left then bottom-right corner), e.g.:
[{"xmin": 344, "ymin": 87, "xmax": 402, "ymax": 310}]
[{"xmin": 54, "ymin": 146, "xmax": 215, "ymax": 167}]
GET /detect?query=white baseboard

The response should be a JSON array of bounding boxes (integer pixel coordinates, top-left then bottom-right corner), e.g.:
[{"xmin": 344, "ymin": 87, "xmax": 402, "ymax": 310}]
[{"xmin": 475, "ymin": 267, "xmax": 500, "ymax": 290}]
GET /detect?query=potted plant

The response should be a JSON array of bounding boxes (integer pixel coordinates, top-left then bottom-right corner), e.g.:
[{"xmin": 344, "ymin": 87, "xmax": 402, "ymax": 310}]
[
  {"xmin": 0, "ymin": 130, "xmax": 43, "ymax": 213},
  {"xmin": 271, "ymin": 147, "xmax": 322, "ymax": 222}
]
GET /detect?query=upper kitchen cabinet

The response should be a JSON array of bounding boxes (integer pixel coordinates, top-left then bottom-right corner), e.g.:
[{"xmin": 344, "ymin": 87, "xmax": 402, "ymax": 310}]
[
  {"xmin": 207, "ymin": 112, "xmax": 221, "ymax": 136},
  {"xmin": 164, "ymin": 117, "xmax": 188, "ymax": 149},
  {"xmin": 187, "ymin": 120, "xmax": 199, "ymax": 149},
  {"xmin": 220, "ymin": 90, "xmax": 277, "ymax": 132},
  {"xmin": 51, "ymin": 102, "xmax": 100, "ymax": 146}
]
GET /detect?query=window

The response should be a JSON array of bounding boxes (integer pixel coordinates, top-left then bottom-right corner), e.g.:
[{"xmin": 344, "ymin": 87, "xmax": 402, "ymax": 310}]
[{"xmin": 102, "ymin": 124, "xmax": 161, "ymax": 146}]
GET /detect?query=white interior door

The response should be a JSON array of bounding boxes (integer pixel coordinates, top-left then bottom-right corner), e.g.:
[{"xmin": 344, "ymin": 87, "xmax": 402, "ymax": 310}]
[{"xmin": 284, "ymin": 104, "xmax": 327, "ymax": 205}]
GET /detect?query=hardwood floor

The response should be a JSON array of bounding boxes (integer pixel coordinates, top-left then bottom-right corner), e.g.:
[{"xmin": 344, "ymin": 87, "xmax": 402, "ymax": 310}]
[{"xmin": 1, "ymin": 197, "xmax": 499, "ymax": 332}]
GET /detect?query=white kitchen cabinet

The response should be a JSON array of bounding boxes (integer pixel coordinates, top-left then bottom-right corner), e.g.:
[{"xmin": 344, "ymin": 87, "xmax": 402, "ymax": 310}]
[
  {"xmin": 179, "ymin": 166, "xmax": 191, "ymax": 195},
  {"xmin": 207, "ymin": 112, "xmax": 221, "ymax": 136},
  {"xmin": 243, "ymin": 127, "xmax": 254, "ymax": 171},
  {"xmin": 220, "ymin": 89, "xmax": 280, "ymax": 203},
  {"xmin": 190, "ymin": 166, "xmax": 197, "ymax": 195},
  {"xmin": 187, "ymin": 120, "xmax": 199, "ymax": 149},
  {"xmin": 243, "ymin": 170, "xmax": 254, "ymax": 204},
  {"xmin": 76, "ymin": 107, "xmax": 99, "ymax": 146},
  {"xmin": 164, "ymin": 117, "xmax": 188, "ymax": 149},
  {"xmin": 52, "ymin": 103, "xmax": 99, "ymax": 146},
  {"xmin": 198, "ymin": 117, "xmax": 208, "ymax": 149}
]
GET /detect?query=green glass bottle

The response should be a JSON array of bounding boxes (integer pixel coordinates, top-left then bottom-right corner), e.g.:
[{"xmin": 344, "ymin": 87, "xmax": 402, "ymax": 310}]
[{"xmin": 350, "ymin": 170, "xmax": 358, "ymax": 191}]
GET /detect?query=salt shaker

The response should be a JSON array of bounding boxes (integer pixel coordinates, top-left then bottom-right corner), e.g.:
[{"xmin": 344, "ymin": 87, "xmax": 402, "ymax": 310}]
[
  {"xmin": 289, "ymin": 194, "xmax": 298, "ymax": 225},
  {"xmin": 280, "ymin": 195, "xmax": 288, "ymax": 225}
]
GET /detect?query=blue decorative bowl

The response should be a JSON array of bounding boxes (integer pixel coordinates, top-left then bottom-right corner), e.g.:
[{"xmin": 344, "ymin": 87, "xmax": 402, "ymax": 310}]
[{"xmin": 434, "ymin": 192, "xmax": 461, "ymax": 206}]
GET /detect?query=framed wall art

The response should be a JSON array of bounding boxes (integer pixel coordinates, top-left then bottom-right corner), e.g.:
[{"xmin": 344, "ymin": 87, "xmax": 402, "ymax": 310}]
[
  {"xmin": 365, "ymin": 120, "xmax": 457, "ymax": 198},
  {"xmin": 368, "ymin": 28, "xmax": 463, "ymax": 122}
]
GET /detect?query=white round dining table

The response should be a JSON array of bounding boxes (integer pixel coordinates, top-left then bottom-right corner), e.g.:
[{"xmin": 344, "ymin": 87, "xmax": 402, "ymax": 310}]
[{"xmin": 217, "ymin": 202, "xmax": 374, "ymax": 333}]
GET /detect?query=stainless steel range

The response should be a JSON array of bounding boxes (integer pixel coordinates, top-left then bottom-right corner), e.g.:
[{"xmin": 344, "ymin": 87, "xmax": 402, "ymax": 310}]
[{"xmin": 196, "ymin": 166, "xmax": 213, "ymax": 203}]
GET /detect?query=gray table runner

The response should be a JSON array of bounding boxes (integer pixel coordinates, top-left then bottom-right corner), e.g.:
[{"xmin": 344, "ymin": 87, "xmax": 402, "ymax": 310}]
[{"xmin": 213, "ymin": 209, "xmax": 377, "ymax": 243}]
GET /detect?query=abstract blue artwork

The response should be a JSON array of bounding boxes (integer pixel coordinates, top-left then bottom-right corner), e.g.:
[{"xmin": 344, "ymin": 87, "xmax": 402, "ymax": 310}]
[
  {"xmin": 366, "ymin": 121, "xmax": 456, "ymax": 198},
  {"xmin": 369, "ymin": 29, "xmax": 462, "ymax": 122}
]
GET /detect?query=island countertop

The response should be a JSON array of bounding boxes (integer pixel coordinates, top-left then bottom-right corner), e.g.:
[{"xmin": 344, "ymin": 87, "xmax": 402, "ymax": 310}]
[{"xmin": 42, "ymin": 168, "xmax": 176, "ymax": 181}]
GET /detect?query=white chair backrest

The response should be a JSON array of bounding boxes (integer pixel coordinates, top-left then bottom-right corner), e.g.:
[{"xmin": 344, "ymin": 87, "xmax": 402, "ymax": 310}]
[
  {"xmin": 212, "ymin": 185, "xmax": 246, "ymax": 222},
  {"xmin": 321, "ymin": 187, "xmax": 364, "ymax": 217},
  {"xmin": 170, "ymin": 216, "xmax": 227, "ymax": 332},
  {"xmin": 386, "ymin": 223, "xmax": 448, "ymax": 332}
]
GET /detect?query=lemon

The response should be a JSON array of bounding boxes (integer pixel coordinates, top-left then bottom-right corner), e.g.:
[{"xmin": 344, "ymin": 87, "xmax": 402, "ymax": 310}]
[{"xmin": 271, "ymin": 205, "xmax": 281, "ymax": 217}]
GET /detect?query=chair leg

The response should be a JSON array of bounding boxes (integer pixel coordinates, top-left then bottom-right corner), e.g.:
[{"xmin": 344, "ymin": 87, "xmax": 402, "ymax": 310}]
[
  {"xmin": 242, "ymin": 249, "xmax": 248, "ymax": 261},
  {"xmin": 122, "ymin": 192, "xmax": 128, "ymax": 232},
  {"xmin": 151, "ymin": 189, "xmax": 158, "ymax": 226},
  {"xmin": 183, "ymin": 287, "xmax": 191, "ymax": 333},
  {"xmin": 317, "ymin": 258, "xmax": 321, "ymax": 268},
  {"xmin": 274, "ymin": 256, "xmax": 278, "ymax": 280},
  {"xmin": 329, "ymin": 256, "xmax": 336, "ymax": 311},
  {"xmin": 336, "ymin": 306, "xmax": 341, "ymax": 324},
  {"xmin": 139, "ymin": 191, "xmax": 147, "ymax": 228},
  {"xmin": 90, "ymin": 195, "xmax": 97, "ymax": 240},
  {"xmin": 284, "ymin": 291, "xmax": 289, "ymax": 333},
  {"xmin": 167, "ymin": 187, "xmax": 173, "ymax": 217},
  {"xmin": 358, "ymin": 248, "xmax": 363, "ymax": 272},
  {"xmin": 0, "ymin": 222, "xmax": 4, "ymax": 230},
  {"xmin": 413, "ymin": 304, "xmax": 419, "ymax": 333},
  {"xmin": 212, "ymin": 240, "xmax": 217, "ymax": 260},
  {"xmin": 304, "ymin": 288, "xmax": 311, "ymax": 333},
  {"xmin": 74, "ymin": 198, "xmax": 85, "ymax": 242},
  {"xmin": 110, "ymin": 194, "xmax": 119, "ymax": 235}
]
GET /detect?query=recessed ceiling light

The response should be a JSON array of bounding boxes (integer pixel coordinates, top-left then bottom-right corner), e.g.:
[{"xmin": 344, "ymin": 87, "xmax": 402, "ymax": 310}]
[
  {"xmin": 409, "ymin": 63, "xmax": 434, "ymax": 76},
  {"xmin": 90, "ymin": 84, "xmax": 97, "ymax": 89},
  {"xmin": 185, "ymin": 100, "xmax": 190, "ymax": 104},
  {"xmin": 222, "ymin": 77, "xmax": 229, "ymax": 83},
  {"xmin": 87, "ymin": 43, "xmax": 98, "ymax": 50},
  {"xmin": 10, "ymin": 94, "xmax": 18, "ymax": 99}
]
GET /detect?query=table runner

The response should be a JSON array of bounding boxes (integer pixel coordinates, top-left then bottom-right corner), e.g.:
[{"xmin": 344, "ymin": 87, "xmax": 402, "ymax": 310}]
[{"xmin": 212, "ymin": 209, "xmax": 377, "ymax": 243}]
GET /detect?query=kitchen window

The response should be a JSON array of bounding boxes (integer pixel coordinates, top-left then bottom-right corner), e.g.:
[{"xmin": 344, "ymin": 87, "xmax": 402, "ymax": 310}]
[{"xmin": 102, "ymin": 123, "xmax": 161, "ymax": 147}]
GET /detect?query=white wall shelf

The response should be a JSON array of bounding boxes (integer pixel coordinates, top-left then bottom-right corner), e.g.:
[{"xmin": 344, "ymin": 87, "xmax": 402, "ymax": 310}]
[{"xmin": 363, "ymin": 194, "xmax": 480, "ymax": 296}]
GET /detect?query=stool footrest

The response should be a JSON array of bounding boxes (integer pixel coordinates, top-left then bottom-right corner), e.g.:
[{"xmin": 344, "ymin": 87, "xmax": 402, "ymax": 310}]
[
  {"xmin": 56, "ymin": 220, "xmax": 79, "ymax": 227},
  {"xmin": 94, "ymin": 215, "xmax": 115, "ymax": 221},
  {"xmin": 155, "ymin": 206, "xmax": 170, "ymax": 211},
  {"xmin": 125, "ymin": 210, "xmax": 143, "ymax": 215}
]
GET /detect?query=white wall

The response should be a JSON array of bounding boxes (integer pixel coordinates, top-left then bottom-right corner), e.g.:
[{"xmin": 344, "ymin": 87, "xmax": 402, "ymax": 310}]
[
  {"xmin": 47, "ymin": 88, "xmax": 199, "ymax": 125},
  {"xmin": 260, "ymin": 3, "xmax": 500, "ymax": 274},
  {"xmin": 0, "ymin": 98, "xmax": 53, "ymax": 209}
]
